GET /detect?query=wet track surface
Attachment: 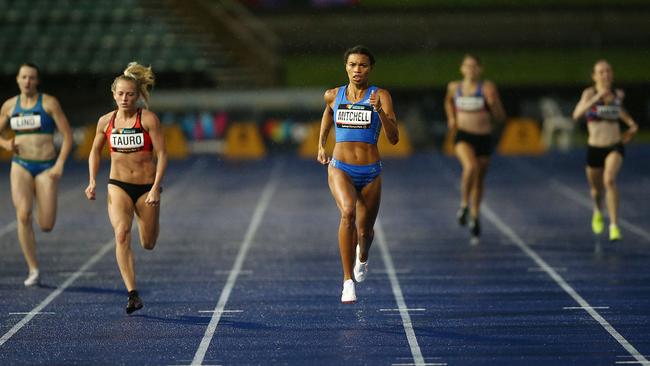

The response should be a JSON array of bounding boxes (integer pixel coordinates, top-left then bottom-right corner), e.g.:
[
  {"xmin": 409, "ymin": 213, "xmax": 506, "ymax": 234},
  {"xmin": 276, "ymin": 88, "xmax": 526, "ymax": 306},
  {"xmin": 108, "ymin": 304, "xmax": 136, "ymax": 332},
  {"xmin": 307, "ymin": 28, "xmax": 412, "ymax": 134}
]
[{"xmin": 1, "ymin": 146, "xmax": 649, "ymax": 365}]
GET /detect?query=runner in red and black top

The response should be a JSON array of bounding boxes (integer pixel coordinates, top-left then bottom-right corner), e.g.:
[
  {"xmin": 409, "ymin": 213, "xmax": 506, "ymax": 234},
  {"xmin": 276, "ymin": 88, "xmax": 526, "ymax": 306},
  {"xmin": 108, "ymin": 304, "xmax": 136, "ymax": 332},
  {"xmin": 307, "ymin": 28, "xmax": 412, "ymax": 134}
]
[
  {"xmin": 105, "ymin": 108, "xmax": 154, "ymax": 153},
  {"xmin": 85, "ymin": 62, "xmax": 167, "ymax": 314}
]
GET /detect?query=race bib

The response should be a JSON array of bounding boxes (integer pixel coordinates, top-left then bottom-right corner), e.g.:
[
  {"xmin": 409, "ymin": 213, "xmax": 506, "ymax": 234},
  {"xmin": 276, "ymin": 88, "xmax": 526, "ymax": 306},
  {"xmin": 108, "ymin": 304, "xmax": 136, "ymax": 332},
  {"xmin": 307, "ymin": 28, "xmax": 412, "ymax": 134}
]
[
  {"xmin": 336, "ymin": 104, "xmax": 372, "ymax": 129},
  {"xmin": 455, "ymin": 96, "xmax": 485, "ymax": 112},
  {"xmin": 10, "ymin": 114, "xmax": 42, "ymax": 131},
  {"xmin": 111, "ymin": 129, "xmax": 145, "ymax": 150},
  {"xmin": 596, "ymin": 105, "xmax": 621, "ymax": 120}
]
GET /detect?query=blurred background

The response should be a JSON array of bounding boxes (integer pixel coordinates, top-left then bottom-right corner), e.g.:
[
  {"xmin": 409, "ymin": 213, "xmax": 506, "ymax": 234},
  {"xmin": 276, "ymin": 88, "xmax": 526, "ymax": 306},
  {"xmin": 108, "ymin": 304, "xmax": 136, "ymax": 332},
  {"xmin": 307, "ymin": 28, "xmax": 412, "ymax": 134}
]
[{"xmin": 0, "ymin": 0, "xmax": 648, "ymax": 159}]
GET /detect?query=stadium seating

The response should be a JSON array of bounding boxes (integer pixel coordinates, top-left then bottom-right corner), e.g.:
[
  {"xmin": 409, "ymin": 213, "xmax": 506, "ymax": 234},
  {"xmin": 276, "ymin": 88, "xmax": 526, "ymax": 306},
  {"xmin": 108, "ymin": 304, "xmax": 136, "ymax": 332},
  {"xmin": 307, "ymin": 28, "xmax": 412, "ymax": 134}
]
[{"xmin": 0, "ymin": 0, "xmax": 211, "ymax": 77}]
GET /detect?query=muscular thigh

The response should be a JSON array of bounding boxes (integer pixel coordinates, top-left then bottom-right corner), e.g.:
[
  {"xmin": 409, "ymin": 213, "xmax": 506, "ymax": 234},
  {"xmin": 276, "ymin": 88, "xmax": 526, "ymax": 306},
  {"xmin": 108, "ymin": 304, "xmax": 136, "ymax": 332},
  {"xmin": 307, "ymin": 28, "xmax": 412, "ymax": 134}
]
[
  {"xmin": 107, "ymin": 184, "xmax": 135, "ymax": 229},
  {"xmin": 586, "ymin": 167, "xmax": 604, "ymax": 189},
  {"xmin": 134, "ymin": 195, "xmax": 160, "ymax": 240},
  {"xmin": 328, "ymin": 165, "xmax": 357, "ymax": 211},
  {"xmin": 356, "ymin": 176, "xmax": 381, "ymax": 229},
  {"xmin": 476, "ymin": 156, "xmax": 490, "ymax": 177},
  {"xmin": 603, "ymin": 151, "xmax": 623, "ymax": 179},
  {"xmin": 10, "ymin": 162, "xmax": 35, "ymax": 212},
  {"xmin": 34, "ymin": 172, "xmax": 59, "ymax": 225},
  {"xmin": 455, "ymin": 142, "xmax": 477, "ymax": 167}
]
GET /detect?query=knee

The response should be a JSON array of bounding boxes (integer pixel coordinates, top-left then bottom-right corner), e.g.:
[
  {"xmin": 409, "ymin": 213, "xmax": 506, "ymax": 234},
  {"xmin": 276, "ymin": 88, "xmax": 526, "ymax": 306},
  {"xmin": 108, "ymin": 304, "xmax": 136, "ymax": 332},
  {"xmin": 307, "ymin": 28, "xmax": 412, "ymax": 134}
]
[
  {"xmin": 589, "ymin": 183, "xmax": 603, "ymax": 196},
  {"xmin": 357, "ymin": 227, "xmax": 374, "ymax": 242},
  {"xmin": 340, "ymin": 205, "xmax": 356, "ymax": 227},
  {"xmin": 114, "ymin": 227, "xmax": 131, "ymax": 246},
  {"xmin": 604, "ymin": 176, "xmax": 616, "ymax": 190},
  {"xmin": 463, "ymin": 163, "xmax": 478, "ymax": 177},
  {"xmin": 16, "ymin": 210, "xmax": 32, "ymax": 225},
  {"xmin": 40, "ymin": 225, "xmax": 53, "ymax": 233},
  {"xmin": 141, "ymin": 238, "xmax": 157, "ymax": 250},
  {"xmin": 37, "ymin": 214, "xmax": 56, "ymax": 232}
]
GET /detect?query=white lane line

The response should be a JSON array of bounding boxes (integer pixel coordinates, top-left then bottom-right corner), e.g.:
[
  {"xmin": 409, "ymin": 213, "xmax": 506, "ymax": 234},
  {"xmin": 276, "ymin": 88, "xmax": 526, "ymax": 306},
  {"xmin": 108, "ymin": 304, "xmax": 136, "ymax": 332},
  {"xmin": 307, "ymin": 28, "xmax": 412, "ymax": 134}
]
[
  {"xmin": 527, "ymin": 266, "xmax": 567, "ymax": 272},
  {"xmin": 0, "ymin": 182, "xmax": 86, "ymax": 240},
  {"xmin": 392, "ymin": 363, "xmax": 447, "ymax": 366},
  {"xmin": 198, "ymin": 310, "xmax": 243, "ymax": 314},
  {"xmin": 481, "ymin": 203, "xmax": 649, "ymax": 365},
  {"xmin": 191, "ymin": 162, "xmax": 280, "ymax": 366},
  {"xmin": 376, "ymin": 219, "xmax": 428, "ymax": 366},
  {"xmin": 213, "ymin": 270, "xmax": 253, "ymax": 276},
  {"xmin": 528, "ymin": 266, "xmax": 566, "ymax": 272},
  {"xmin": 57, "ymin": 271, "xmax": 98, "ymax": 277},
  {"xmin": 432, "ymin": 156, "xmax": 648, "ymax": 363},
  {"xmin": 8, "ymin": 312, "xmax": 55, "ymax": 315},
  {"xmin": 564, "ymin": 306, "xmax": 610, "ymax": 310},
  {"xmin": 615, "ymin": 362, "xmax": 650, "ymax": 365},
  {"xmin": 548, "ymin": 179, "xmax": 650, "ymax": 243},
  {"xmin": 0, "ymin": 238, "xmax": 114, "ymax": 347},
  {"xmin": 395, "ymin": 357, "xmax": 442, "ymax": 363},
  {"xmin": 0, "ymin": 221, "xmax": 17, "ymax": 239},
  {"xmin": 0, "ymin": 160, "xmax": 205, "ymax": 348},
  {"xmin": 510, "ymin": 159, "xmax": 650, "ymax": 243},
  {"xmin": 380, "ymin": 308, "xmax": 426, "ymax": 312}
]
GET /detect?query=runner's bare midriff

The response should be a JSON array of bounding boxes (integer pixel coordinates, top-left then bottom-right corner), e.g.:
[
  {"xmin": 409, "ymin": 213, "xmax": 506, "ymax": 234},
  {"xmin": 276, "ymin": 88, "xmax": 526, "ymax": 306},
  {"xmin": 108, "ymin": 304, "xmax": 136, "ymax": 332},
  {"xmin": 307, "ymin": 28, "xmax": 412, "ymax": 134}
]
[
  {"xmin": 14, "ymin": 134, "xmax": 56, "ymax": 160},
  {"xmin": 333, "ymin": 141, "xmax": 380, "ymax": 165},
  {"xmin": 109, "ymin": 151, "xmax": 156, "ymax": 184},
  {"xmin": 456, "ymin": 110, "xmax": 492, "ymax": 135},
  {"xmin": 588, "ymin": 121, "xmax": 621, "ymax": 147}
]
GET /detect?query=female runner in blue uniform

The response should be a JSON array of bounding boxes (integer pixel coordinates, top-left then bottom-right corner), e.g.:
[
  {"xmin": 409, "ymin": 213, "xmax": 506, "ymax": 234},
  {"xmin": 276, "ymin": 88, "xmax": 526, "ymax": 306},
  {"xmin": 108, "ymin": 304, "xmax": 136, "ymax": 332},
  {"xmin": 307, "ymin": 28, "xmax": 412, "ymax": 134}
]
[
  {"xmin": 444, "ymin": 54, "xmax": 505, "ymax": 243},
  {"xmin": 571, "ymin": 60, "xmax": 637, "ymax": 241},
  {"xmin": 85, "ymin": 62, "xmax": 167, "ymax": 314},
  {"xmin": 317, "ymin": 46, "xmax": 399, "ymax": 303},
  {"xmin": 0, "ymin": 63, "xmax": 73, "ymax": 286}
]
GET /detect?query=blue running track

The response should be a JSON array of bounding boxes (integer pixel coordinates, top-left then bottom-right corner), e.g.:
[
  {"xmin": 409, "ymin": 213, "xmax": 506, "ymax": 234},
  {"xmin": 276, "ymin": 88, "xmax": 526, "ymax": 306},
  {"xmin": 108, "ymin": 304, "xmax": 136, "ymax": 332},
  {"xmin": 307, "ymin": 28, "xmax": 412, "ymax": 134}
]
[{"xmin": 1, "ymin": 146, "xmax": 649, "ymax": 365}]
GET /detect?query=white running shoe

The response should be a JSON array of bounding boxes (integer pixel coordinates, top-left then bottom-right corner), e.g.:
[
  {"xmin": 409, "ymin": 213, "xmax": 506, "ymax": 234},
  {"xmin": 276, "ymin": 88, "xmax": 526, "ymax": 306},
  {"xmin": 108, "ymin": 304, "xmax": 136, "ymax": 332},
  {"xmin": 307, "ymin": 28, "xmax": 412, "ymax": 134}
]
[
  {"xmin": 341, "ymin": 279, "xmax": 356, "ymax": 304},
  {"xmin": 353, "ymin": 245, "xmax": 368, "ymax": 283},
  {"xmin": 24, "ymin": 269, "xmax": 40, "ymax": 287}
]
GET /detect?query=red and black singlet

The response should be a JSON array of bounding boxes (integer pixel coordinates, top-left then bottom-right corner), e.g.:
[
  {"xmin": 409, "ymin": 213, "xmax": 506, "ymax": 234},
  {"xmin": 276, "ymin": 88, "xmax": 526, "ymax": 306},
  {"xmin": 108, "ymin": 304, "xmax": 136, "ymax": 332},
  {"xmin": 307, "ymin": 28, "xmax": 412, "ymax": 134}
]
[{"xmin": 105, "ymin": 109, "xmax": 153, "ymax": 153}]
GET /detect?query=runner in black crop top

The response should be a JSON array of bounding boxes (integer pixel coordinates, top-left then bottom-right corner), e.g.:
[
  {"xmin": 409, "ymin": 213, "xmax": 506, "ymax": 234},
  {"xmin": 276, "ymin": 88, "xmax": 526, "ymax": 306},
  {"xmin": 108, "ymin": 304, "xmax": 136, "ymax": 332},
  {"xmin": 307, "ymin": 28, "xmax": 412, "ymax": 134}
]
[{"xmin": 571, "ymin": 60, "xmax": 638, "ymax": 241}]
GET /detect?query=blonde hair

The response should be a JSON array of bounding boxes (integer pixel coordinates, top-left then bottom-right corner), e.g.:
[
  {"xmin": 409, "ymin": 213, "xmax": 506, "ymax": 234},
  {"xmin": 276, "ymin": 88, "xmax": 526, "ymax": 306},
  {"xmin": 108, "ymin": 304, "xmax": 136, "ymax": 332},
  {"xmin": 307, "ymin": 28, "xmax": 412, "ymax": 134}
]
[{"xmin": 111, "ymin": 62, "xmax": 155, "ymax": 108}]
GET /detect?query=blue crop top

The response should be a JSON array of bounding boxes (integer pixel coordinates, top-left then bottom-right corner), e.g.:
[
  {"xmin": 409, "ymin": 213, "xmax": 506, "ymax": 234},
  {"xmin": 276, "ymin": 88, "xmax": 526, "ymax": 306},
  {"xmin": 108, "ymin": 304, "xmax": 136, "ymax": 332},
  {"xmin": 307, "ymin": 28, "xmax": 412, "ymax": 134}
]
[
  {"xmin": 333, "ymin": 85, "xmax": 381, "ymax": 144},
  {"xmin": 586, "ymin": 89, "xmax": 622, "ymax": 123},
  {"xmin": 10, "ymin": 94, "xmax": 56, "ymax": 135}
]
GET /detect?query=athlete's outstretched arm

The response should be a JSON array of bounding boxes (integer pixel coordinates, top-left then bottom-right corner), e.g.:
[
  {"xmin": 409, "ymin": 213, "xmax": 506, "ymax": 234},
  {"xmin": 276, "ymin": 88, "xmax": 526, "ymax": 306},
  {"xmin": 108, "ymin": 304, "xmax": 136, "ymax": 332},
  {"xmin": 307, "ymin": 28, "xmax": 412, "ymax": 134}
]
[
  {"xmin": 370, "ymin": 88, "xmax": 398, "ymax": 145},
  {"xmin": 0, "ymin": 99, "xmax": 16, "ymax": 152},
  {"xmin": 617, "ymin": 91, "xmax": 638, "ymax": 144},
  {"xmin": 44, "ymin": 95, "xmax": 73, "ymax": 179},
  {"xmin": 619, "ymin": 108, "xmax": 638, "ymax": 144},
  {"xmin": 572, "ymin": 87, "xmax": 606, "ymax": 121},
  {"xmin": 484, "ymin": 81, "xmax": 506, "ymax": 123},
  {"xmin": 85, "ymin": 117, "xmax": 108, "ymax": 200},
  {"xmin": 143, "ymin": 111, "xmax": 167, "ymax": 206},
  {"xmin": 444, "ymin": 81, "xmax": 457, "ymax": 130},
  {"xmin": 318, "ymin": 88, "xmax": 337, "ymax": 165}
]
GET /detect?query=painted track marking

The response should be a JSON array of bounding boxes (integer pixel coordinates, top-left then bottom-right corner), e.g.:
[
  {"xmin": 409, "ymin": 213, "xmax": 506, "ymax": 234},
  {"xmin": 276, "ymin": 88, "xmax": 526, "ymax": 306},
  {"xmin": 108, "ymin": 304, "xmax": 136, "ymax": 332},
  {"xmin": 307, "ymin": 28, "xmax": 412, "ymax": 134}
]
[
  {"xmin": 376, "ymin": 219, "xmax": 428, "ymax": 366},
  {"xmin": 0, "ymin": 160, "xmax": 205, "ymax": 347},
  {"xmin": 191, "ymin": 162, "xmax": 281, "ymax": 366}
]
